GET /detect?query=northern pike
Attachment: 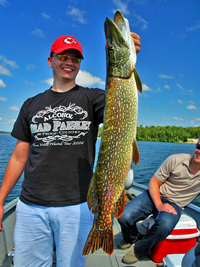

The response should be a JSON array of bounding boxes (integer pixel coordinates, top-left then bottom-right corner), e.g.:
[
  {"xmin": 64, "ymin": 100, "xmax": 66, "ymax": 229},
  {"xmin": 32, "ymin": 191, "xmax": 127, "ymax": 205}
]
[{"xmin": 82, "ymin": 11, "xmax": 142, "ymax": 256}]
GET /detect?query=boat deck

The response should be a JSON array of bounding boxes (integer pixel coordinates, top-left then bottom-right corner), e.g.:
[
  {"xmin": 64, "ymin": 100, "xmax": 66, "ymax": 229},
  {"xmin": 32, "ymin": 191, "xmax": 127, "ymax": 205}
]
[
  {"xmin": 85, "ymin": 218, "xmax": 159, "ymax": 267},
  {"xmin": 1, "ymin": 218, "xmax": 159, "ymax": 267},
  {"xmin": 2, "ymin": 183, "xmax": 200, "ymax": 266}
]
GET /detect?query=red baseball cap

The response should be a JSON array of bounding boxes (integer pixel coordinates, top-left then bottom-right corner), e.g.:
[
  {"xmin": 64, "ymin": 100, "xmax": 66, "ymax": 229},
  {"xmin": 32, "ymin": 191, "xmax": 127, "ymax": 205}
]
[{"xmin": 50, "ymin": 35, "xmax": 84, "ymax": 59}]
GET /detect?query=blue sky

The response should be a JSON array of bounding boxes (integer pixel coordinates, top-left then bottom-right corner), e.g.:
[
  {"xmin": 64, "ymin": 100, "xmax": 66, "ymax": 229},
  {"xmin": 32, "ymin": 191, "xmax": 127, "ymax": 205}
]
[{"xmin": 0, "ymin": 0, "xmax": 199, "ymax": 132}]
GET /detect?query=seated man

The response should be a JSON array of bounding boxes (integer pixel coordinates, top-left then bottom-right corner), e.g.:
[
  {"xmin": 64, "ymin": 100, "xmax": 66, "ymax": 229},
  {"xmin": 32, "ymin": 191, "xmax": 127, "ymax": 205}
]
[{"xmin": 118, "ymin": 139, "xmax": 200, "ymax": 264}]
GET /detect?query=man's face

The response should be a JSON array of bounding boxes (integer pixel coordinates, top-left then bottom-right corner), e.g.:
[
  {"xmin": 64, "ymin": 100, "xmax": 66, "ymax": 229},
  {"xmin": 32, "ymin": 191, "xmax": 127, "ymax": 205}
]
[
  {"xmin": 193, "ymin": 143, "xmax": 200, "ymax": 164},
  {"xmin": 48, "ymin": 49, "xmax": 81, "ymax": 83}
]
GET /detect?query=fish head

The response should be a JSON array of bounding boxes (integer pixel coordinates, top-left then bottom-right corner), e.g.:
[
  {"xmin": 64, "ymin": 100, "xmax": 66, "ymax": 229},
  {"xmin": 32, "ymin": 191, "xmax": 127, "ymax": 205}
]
[{"xmin": 104, "ymin": 11, "xmax": 136, "ymax": 78}]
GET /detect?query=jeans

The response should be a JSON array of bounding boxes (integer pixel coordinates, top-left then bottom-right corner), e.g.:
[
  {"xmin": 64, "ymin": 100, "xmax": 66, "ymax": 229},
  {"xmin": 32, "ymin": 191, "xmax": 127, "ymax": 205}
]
[
  {"xmin": 118, "ymin": 190, "xmax": 181, "ymax": 255},
  {"xmin": 14, "ymin": 200, "xmax": 93, "ymax": 267}
]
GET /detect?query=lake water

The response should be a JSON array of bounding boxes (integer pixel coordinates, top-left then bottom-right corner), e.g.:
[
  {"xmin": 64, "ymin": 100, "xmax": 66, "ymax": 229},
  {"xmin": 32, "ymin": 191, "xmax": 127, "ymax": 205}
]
[{"xmin": 1, "ymin": 134, "xmax": 200, "ymax": 207}]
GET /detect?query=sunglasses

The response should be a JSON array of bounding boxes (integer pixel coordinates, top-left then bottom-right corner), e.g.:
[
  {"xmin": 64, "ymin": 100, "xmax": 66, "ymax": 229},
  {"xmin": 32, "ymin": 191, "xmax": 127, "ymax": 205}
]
[
  {"xmin": 54, "ymin": 53, "xmax": 81, "ymax": 63},
  {"xmin": 196, "ymin": 143, "xmax": 200, "ymax": 150}
]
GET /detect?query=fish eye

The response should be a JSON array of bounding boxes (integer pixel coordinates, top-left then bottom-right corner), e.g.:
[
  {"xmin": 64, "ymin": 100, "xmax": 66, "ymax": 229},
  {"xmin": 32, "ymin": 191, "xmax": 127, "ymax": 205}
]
[{"xmin": 109, "ymin": 44, "xmax": 114, "ymax": 50}]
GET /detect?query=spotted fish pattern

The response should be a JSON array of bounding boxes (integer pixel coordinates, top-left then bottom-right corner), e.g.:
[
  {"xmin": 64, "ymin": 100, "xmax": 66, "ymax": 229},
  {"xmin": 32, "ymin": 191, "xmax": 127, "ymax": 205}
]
[{"xmin": 82, "ymin": 11, "xmax": 142, "ymax": 256}]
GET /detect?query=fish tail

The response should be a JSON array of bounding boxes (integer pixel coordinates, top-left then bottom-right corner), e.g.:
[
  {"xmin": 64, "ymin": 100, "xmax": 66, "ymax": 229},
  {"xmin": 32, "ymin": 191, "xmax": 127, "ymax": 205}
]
[{"xmin": 82, "ymin": 220, "xmax": 114, "ymax": 255}]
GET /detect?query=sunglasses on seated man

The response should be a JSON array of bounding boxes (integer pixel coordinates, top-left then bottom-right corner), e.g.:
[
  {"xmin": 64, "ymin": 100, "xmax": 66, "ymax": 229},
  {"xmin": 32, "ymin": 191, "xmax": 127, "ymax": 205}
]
[
  {"xmin": 52, "ymin": 53, "xmax": 81, "ymax": 63},
  {"xmin": 196, "ymin": 143, "xmax": 200, "ymax": 150}
]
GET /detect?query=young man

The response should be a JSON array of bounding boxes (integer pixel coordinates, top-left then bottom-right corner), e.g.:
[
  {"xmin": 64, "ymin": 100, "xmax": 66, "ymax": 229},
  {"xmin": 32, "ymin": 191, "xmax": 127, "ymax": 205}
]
[
  {"xmin": 0, "ymin": 33, "xmax": 141, "ymax": 267},
  {"xmin": 118, "ymin": 139, "xmax": 200, "ymax": 264}
]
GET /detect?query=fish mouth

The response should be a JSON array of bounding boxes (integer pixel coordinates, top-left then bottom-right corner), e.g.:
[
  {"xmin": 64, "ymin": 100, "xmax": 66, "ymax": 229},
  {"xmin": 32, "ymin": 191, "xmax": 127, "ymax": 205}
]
[
  {"xmin": 104, "ymin": 14, "xmax": 126, "ymax": 46},
  {"xmin": 104, "ymin": 11, "xmax": 136, "ymax": 70}
]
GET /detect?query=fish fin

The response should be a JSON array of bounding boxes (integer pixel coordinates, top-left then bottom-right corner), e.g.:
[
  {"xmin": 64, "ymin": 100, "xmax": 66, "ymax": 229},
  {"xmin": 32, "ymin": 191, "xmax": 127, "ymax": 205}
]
[
  {"xmin": 112, "ymin": 189, "xmax": 125, "ymax": 218},
  {"xmin": 132, "ymin": 139, "xmax": 140, "ymax": 165},
  {"xmin": 87, "ymin": 177, "xmax": 99, "ymax": 214},
  {"xmin": 82, "ymin": 218, "xmax": 114, "ymax": 255},
  {"xmin": 134, "ymin": 68, "xmax": 142, "ymax": 93}
]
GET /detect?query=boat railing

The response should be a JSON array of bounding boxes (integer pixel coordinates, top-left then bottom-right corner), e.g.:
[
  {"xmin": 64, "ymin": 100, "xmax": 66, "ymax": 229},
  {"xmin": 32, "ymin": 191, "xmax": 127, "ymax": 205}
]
[{"xmin": 0, "ymin": 197, "xmax": 18, "ymax": 265}]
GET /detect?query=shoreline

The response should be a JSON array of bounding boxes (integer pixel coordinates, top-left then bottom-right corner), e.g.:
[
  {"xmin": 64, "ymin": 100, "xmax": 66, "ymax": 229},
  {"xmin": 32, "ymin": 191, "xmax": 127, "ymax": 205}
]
[
  {"xmin": 185, "ymin": 139, "xmax": 198, "ymax": 144},
  {"xmin": 1, "ymin": 133, "xmax": 198, "ymax": 144}
]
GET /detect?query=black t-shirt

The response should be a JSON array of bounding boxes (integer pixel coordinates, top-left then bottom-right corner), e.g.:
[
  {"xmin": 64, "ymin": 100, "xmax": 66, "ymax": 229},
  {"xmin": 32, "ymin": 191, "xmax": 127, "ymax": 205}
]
[{"xmin": 11, "ymin": 85, "xmax": 105, "ymax": 206}]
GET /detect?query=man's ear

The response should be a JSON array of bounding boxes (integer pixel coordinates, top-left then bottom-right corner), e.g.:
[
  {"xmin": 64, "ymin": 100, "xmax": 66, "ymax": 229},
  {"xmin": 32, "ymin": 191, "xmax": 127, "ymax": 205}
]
[{"xmin": 48, "ymin": 56, "xmax": 52, "ymax": 67}]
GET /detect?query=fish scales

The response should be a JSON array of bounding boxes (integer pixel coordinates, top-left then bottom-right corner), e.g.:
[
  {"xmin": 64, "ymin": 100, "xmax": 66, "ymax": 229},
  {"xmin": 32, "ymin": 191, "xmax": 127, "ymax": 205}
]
[{"xmin": 83, "ymin": 11, "xmax": 142, "ymax": 256}]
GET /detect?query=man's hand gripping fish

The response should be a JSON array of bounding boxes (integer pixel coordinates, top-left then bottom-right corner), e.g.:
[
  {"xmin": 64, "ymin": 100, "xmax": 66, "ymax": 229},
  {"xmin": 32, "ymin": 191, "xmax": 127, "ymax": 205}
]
[{"xmin": 82, "ymin": 11, "xmax": 142, "ymax": 256}]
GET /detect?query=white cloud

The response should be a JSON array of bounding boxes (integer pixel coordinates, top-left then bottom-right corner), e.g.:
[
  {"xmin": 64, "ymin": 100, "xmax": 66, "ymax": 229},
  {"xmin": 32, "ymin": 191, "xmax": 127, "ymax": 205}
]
[
  {"xmin": 0, "ymin": 55, "xmax": 19, "ymax": 68},
  {"xmin": 112, "ymin": 0, "xmax": 129, "ymax": 15},
  {"xmin": 0, "ymin": 65, "xmax": 11, "ymax": 76},
  {"xmin": 26, "ymin": 64, "xmax": 35, "ymax": 70},
  {"xmin": 67, "ymin": 7, "xmax": 87, "ymax": 24},
  {"xmin": 0, "ymin": 79, "xmax": 6, "ymax": 87},
  {"xmin": 8, "ymin": 106, "xmax": 19, "ymax": 111},
  {"xmin": 187, "ymin": 21, "xmax": 200, "ymax": 32},
  {"xmin": 186, "ymin": 105, "xmax": 197, "ymax": 110},
  {"xmin": 142, "ymin": 84, "xmax": 153, "ymax": 91},
  {"xmin": 133, "ymin": 14, "xmax": 148, "ymax": 30},
  {"xmin": 176, "ymin": 83, "xmax": 184, "ymax": 90},
  {"xmin": 189, "ymin": 90, "xmax": 194, "ymax": 95},
  {"xmin": 159, "ymin": 74, "xmax": 174, "ymax": 79},
  {"xmin": 41, "ymin": 13, "xmax": 51, "ymax": 20},
  {"xmin": 191, "ymin": 117, "xmax": 200, "ymax": 126},
  {"xmin": 42, "ymin": 71, "xmax": 105, "ymax": 88},
  {"xmin": 173, "ymin": 117, "xmax": 184, "ymax": 121},
  {"xmin": 0, "ymin": 55, "xmax": 19, "ymax": 76},
  {"xmin": 1, "ymin": 118, "xmax": 16, "ymax": 125},
  {"xmin": 42, "ymin": 78, "xmax": 53, "ymax": 86},
  {"xmin": 0, "ymin": 0, "xmax": 9, "ymax": 7},
  {"xmin": 176, "ymin": 83, "xmax": 194, "ymax": 96},
  {"xmin": 164, "ymin": 85, "xmax": 170, "ymax": 89},
  {"xmin": 0, "ymin": 97, "xmax": 7, "ymax": 101},
  {"xmin": 113, "ymin": 1, "xmax": 148, "ymax": 30},
  {"xmin": 23, "ymin": 79, "xmax": 35, "ymax": 86},
  {"xmin": 32, "ymin": 28, "xmax": 45, "ymax": 38},
  {"xmin": 76, "ymin": 70, "xmax": 105, "ymax": 87},
  {"xmin": 177, "ymin": 99, "xmax": 183, "ymax": 104}
]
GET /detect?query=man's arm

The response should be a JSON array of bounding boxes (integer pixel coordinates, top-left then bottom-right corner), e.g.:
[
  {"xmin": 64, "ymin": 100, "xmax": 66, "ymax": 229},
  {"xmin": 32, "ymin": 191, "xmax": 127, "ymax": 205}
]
[
  {"xmin": 0, "ymin": 140, "xmax": 30, "ymax": 230},
  {"xmin": 148, "ymin": 176, "xmax": 177, "ymax": 215}
]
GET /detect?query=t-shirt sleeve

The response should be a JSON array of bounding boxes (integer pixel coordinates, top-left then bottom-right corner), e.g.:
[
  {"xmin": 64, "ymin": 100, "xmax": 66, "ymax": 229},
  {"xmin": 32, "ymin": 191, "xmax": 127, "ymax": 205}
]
[
  {"xmin": 11, "ymin": 101, "xmax": 31, "ymax": 143},
  {"xmin": 92, "ymin": 88, "xmax": 105, "ymax": 124},
  {"xmin": 154, "ymin": 155, "xmax": 174, "ymax": 182}
]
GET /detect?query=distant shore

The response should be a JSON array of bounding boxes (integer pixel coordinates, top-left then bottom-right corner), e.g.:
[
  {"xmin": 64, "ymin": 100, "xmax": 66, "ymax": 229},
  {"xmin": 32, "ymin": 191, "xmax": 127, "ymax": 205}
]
[
  {"xmin": 0, "ymin": 131, "xmax": 11, "ymax": 134},
  {"xmin": 0, "ymin": 131, "xmax": 198, "ymax": 144},
  {"xmin": 185, "ymin": 138, "xmax": 198, "ymax": 144}
]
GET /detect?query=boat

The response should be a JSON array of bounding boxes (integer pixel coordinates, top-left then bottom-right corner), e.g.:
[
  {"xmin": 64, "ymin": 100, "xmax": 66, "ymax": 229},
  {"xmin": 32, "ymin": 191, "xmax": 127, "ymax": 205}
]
[{"xmin": 1, "ymin": 169, "xmax": 200, "ymax": 267}]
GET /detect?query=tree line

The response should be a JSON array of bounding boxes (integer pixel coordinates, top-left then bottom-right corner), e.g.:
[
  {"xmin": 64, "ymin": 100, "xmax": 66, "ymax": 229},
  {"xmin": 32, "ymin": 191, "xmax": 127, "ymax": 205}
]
[
  {"xmin": 0, "ymin": 131, "xmax": 11, "ymax": 134},
  {"xmin": 1, "ymin": 126, "xmax": 200, "ymax": 143},
  {"xmin": 97, "ymin": 125, "xmax": 200, "ymax": 143}
]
